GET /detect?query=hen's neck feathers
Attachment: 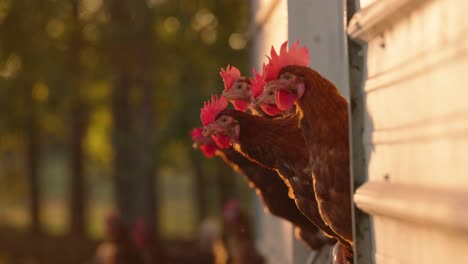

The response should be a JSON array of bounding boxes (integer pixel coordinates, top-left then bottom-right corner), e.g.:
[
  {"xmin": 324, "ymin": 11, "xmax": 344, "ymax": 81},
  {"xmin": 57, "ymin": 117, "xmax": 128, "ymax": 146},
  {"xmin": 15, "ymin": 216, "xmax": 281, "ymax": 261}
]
[
  {"xmin": 281, "ymin": 66, "xmax": 349, "ymax": 143},
  {"xmin": 222, "ymin": 148, "xmax": 270, "ymax": 173},
  {"xmin": 220, "ymin": 147, "xmax": 317, "ymax": 231},
  {"xmin": 219, "ymin": 110, "xmax": 309, "ymax": 169}
]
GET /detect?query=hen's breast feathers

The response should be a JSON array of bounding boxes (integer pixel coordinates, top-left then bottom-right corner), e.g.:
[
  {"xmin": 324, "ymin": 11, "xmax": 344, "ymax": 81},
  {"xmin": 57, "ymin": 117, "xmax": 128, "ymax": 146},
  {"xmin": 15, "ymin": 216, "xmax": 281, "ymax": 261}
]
[
  {"xmin": 222, "ymin": 150, "xmax": 303, "ymax": 223},
  {"xmin": 220, "ymin": 148, "xmax": 331, "ymax": 249},
  {"xmin": 229, "ymin": 111, "xmax": 309, "ymax": 169},
  {"xmin": 221, "ymin": 110, "xmax": 345, "ymax": 242},
  {"xmin": 289, "ymin": 66, "xmax": 353, "ymax": 245}
]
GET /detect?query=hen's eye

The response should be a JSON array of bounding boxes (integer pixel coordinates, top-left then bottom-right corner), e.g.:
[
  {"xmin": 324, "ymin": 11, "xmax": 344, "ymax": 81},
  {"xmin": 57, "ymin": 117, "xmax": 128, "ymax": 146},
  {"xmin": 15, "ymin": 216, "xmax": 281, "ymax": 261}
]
[
  {"xmin": 281, "ymin": 74, "xmax": 291, "ymax": 80},
  {"xmin": 221, "ymin": 118, "xmax": 227, "ymax": 122},
  {"xmin": 237, "ymin": 84, "xmax": 242, "ymax": 89},
  {"xmin": 268, "ymin": 91, "xmax": 274, "ymax": 96}
]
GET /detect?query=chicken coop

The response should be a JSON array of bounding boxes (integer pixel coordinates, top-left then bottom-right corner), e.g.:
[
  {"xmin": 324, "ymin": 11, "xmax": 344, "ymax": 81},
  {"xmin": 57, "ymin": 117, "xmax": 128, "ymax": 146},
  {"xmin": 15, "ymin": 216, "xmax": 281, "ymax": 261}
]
[{"xmin": 249, "ymin": 0, "xmax": 468, "ymax": 263}]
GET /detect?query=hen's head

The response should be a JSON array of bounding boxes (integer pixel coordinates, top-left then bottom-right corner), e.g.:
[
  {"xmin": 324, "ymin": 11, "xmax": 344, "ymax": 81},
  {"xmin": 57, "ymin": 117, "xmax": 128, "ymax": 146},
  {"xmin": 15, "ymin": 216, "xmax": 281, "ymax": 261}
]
[
  {"xmin": 250, "ymin": 66, "xmax": 282, "ymax": 116},
  {"xmin": 200, "ymin": 95, "xmax": 239, "ymax": 149},
  {"xmin": 220, "ymin": 65, "xmax": 252, "ymax": 112},
  {"xmin": 191, "ymin": 127, "xmax": 218, "ymax": 158},
  {"xmin": 253, "ymin": 40, "xmax": 309, "ymax": 115},
  {"xmin": 258, "ymin": 68, "xmax": 306, "ymax": 112}
]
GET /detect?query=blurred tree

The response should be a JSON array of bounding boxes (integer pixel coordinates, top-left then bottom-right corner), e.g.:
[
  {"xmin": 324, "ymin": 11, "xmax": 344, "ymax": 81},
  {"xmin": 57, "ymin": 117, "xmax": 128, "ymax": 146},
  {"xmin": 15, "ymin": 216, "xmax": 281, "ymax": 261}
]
[
  {"xmin": 132, "ymin": 1, "xmax": 162, "ymax": 261},
  {"xmin": 68, "ymin": 0, "xmax": 88, "ymax": 237},
  {"xmin": 0, "ymin": 0, "xmax": 250, "ymax": 262},
  {"xmin": 26, "ymin": 85, "xmax": 41, "ymax": 234},
  {"xmin": 108, "ymin": 0, "xmax": 166, "ymax": 261},
  {"xmin": 3, "ymin": 0, "xmax": 53, "ymax": 234},
  {"xmin": 108, "ymin": 0, "xmax": 142, "ymax": 262},
  {"xmin": 190, "ymin": 151, "xmax": 209, "ymax": 224}
]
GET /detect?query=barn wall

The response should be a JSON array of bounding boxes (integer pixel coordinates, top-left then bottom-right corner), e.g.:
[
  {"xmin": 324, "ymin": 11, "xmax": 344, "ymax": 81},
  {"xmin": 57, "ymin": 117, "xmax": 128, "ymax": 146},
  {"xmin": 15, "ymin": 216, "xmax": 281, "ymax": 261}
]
[
  {"xmin": 349, "ymin": 0, "xmax": 468, "ymax": 262},
  {"xmin": 249, "ymin": 1, "xmax": 353, "ymax": 263},
  {"xmin": 249, "ymin": 1, "xmax": 295, "ymax": 264}
]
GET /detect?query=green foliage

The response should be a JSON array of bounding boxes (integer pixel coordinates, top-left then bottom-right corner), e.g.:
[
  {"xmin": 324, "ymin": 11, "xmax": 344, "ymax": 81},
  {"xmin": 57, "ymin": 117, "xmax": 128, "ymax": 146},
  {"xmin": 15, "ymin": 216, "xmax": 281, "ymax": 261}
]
[{"xmin": 0, "ymin": 0, "xmax": 249, "ymax": 239}]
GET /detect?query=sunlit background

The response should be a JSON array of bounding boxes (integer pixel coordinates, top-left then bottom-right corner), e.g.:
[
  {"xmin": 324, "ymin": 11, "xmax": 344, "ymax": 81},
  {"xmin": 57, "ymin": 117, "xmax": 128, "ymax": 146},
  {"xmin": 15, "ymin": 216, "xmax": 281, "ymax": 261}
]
[{"xmin": 0, "ymin": 0, "xmax": 253, "ymax": 262}]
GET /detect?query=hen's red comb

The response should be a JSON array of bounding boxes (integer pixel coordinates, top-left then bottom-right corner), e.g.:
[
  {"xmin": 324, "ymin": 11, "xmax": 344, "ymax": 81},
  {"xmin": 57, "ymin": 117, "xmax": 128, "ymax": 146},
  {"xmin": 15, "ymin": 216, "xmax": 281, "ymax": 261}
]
[
  {"xmin": 264, "ymin": 40, "xmax": 309, "ymax": 81},
  {"xmin": 191, "ymin": 127, "xmax": 203, "ymax": 141},
  {"xmin": 250, "ymin": 66, "xmax": 266, "ymax": 98},
  {"xmin": 200, "ymin": 95, "xmax": 228, "ymax": 126},
  {"xmin": 220, "ymin": 65, "xmax": 241, "ymax": 91}
]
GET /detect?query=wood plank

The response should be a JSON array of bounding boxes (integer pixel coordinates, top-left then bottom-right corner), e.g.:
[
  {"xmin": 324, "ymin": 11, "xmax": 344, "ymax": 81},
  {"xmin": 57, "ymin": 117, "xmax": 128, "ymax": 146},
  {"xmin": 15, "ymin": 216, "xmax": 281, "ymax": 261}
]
[
  {"xmin": 373, "ymin": 216, "xmax": 468, "ymax": 264},
  {"xmin": 356, "ymin": 182, "xmax": 468, "ymax": 263},
  {"xmin": 347, "ymin": 0, "xmax": 430, "ymax": 42},
  {"xmin": 367, "ymin": 139, "xmax": 468, "ymax": 189},
  {"xmin": 349, "ymin": 0, "xmax": 468, "ymax": 262},
  {"xmin": 355, "ymin": 181, "xmax": 468, "ymax": 233}
]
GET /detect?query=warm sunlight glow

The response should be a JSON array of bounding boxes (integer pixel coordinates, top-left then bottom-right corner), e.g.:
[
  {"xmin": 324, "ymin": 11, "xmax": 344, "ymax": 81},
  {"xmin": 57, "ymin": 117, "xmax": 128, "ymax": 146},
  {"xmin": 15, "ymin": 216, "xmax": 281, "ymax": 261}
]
[
  {"xmin": 32, "ymin": 82, "xmax": 49, "ymax": 102},
  {"xmin": 229, "ymin": 33, "xmax": 246, "ymax": 50},
  {"xmin": 146, "ymin": 0, "xmax": 166, "ymax": 8},
  {"xmin": 192, "ymin": 9, "xmax": 218, "ymax": 32},
  {"xmin": 46, "ymin": 19, "xmax": 65, "ymax": 39},
  {"xmin": 163, "ymin": 16, "xmax": 181, "ymax": 33},
  {"xmin": 360, "ymin": 0, "xmax": 376, "ymax": 8},
  {"xmin": 80, "ymin": 0, "xmax": 103, "ymax": 21},
  {"xmin": 0, "ymin": 0, "xmax": 10, "ymax": 25},
  {"xmin": 85, "ymin": 107, "xmax": 113, "ymax": 167},
  {"xmin": 191, "ymin": 9, "xmax": 218, "ymax": 45},
  {"xmin": 0, "ymin": 53, "xmax": 21, "ymax": 79}
]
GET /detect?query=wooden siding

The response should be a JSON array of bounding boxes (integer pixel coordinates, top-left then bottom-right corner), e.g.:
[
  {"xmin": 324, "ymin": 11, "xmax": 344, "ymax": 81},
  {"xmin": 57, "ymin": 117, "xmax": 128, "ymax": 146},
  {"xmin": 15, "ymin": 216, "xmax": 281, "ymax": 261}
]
[{"xmin": 349, "ymin": 0, "xmax": 468, "ymax": 262}]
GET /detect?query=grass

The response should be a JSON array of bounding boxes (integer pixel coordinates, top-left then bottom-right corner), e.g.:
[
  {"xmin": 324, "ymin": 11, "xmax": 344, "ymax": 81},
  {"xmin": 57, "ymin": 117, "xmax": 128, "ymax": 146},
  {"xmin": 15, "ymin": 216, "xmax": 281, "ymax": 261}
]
[{"xmin": 0, "ymin": 180, "xmax": 198, "ymax": 241}]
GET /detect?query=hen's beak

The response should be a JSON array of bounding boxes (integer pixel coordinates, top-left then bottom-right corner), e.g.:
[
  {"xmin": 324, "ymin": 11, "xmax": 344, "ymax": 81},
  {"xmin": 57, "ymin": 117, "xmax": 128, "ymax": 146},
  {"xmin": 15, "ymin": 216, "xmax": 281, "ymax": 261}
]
[
  {"xmin": 222, "ymin": 90, "xmax": 235, "ymax": 101},
  {"xmin": 267, "ymin": 80, "xmax": 284, "ymax": 91},
  {"xmin": 202, "ymin": 124, "xmax": 218, "ymax": 137},
  {"xmin": 252, "ymin": 81, "xmax": 281, "ymax": 107},
  {"xmin": 250, "ymin": 97, "xmax": 260, "ymax": 108},
  {"xmin": 252, "ymin": 90, "xmax": 271, "ymax": 107}
]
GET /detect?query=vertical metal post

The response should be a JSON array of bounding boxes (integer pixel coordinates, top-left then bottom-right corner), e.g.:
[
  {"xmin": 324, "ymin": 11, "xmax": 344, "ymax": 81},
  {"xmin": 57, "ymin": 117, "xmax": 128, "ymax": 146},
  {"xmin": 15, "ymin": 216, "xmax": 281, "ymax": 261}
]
[{"xmin": 346, "ymin": 1, "xmax": 375, "ymax": 263}]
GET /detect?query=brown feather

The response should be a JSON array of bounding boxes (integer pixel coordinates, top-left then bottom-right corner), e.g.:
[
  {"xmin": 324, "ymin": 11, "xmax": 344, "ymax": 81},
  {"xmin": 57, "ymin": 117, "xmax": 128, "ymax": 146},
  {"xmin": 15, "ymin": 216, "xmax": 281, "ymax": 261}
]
[
  {"xmin": 219, "ymin": 148, "xmax": 334, "ymax": 249},
  {"xmin": 215, "ymin": 110, "xmax": 347, "ymax": 247},
  {"xmin": 280, "ymin": 66, "xmax": 352, "ymax": 247}
]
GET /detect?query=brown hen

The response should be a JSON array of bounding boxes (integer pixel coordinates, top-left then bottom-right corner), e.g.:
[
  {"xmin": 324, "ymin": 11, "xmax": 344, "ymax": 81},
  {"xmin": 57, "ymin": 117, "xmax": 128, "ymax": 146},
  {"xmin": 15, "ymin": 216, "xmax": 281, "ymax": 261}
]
[
  {"xmin": 201, "ymin": 103, "xmax": 350, "ymax": 249},
  {"xmin": 192, "ymin": 127, "xmax": 334, "ymax": 249},
  {"xmin": 253, "ymin": 42, "xmax": 353, "ymax": 253}
]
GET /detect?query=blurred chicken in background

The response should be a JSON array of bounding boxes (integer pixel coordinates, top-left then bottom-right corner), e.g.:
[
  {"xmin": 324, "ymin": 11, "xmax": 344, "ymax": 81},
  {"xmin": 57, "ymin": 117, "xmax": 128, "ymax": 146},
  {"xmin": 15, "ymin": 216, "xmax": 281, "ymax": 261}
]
[
  {"xmin": 195, "ymin": 219, "xmax": 228, "ymax": 264},
  {"xmin": 92, "ymin": 214, "xmax": 141, "ymax": 264},
  {"xmin": 222, "ymin": 199, "xmax": 265, "ymax": 264}
]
